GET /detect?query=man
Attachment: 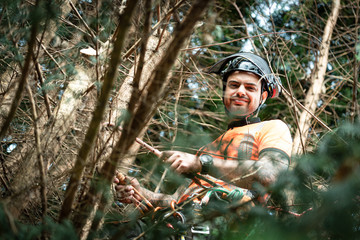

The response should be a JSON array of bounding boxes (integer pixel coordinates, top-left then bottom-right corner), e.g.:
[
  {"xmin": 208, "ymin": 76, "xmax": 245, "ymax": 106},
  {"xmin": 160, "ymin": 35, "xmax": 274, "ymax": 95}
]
[{"xmin": 114, "ymin": 52, "xmax": 292, "ymax": 212}]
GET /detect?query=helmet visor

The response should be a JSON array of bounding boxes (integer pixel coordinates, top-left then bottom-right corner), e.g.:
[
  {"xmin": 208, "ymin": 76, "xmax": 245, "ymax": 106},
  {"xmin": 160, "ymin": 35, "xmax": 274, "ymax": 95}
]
[{"xmin": 222, "ymin": 57, "xmax": 264, "ymax": 79}]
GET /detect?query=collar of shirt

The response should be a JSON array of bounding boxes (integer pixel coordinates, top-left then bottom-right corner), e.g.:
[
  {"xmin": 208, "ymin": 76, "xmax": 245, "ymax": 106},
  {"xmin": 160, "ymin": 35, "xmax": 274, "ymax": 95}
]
[{"xmin": 227, "ymin": 117, "xmax": 261, "ymax": 129}]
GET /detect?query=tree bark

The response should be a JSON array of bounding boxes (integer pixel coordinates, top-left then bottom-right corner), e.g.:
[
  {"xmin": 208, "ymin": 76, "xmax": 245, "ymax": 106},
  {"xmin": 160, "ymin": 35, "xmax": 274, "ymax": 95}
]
[
  {"xmin": 103, "ymin": 34, "xmax": 171, "ymax": 166},
  {"xmin": 0, "ymin": 0, "xmax": 79, "ymax": 137},
  {"xmin": 1, "ymin": 0, "xmax": 83, "ymax": 218},
  {"xmin": 5, "ymin": 67, "xmax": 92, "ymax": 218},
  {"xmin": 292, "ymin": 0, "xmax": 341, "ymax": 154}
]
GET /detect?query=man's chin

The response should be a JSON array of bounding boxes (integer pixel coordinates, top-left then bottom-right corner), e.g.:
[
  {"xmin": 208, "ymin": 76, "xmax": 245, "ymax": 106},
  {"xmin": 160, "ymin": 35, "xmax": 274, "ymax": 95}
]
[{"xmin": 227, "ymin": 110, "xmax": 247, "ymax": 118}]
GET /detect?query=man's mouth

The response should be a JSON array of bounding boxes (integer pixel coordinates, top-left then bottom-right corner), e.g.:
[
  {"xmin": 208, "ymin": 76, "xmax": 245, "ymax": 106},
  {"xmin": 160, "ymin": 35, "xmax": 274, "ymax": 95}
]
[{"xmin": 231, "ymin": 98, "xmax": 249, "ymax": 105}]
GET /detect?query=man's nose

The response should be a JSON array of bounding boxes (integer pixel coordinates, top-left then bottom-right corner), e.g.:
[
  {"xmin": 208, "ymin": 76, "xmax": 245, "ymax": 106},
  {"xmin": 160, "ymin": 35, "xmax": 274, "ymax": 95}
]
[{"xmin": 235, "ymin": 85, "xmax": 246, "ymax": 96}]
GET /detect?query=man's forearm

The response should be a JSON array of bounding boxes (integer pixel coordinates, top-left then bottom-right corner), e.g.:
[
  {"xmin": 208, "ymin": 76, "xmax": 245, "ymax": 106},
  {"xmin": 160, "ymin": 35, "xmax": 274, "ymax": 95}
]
[
  {"xmin": 140, "ymin": 187, "xmax": 176, "ymax": 207},
  {"xmin": 210, "ymin": 151, "xmax": 289, "ymax": 189},
  {"xmin": 140, "ymin": 183, "xmax": 188, "ymax": 208},
  {"xmin": 210, "ymin": 158, "xmax": 256, "ymax": 188}
]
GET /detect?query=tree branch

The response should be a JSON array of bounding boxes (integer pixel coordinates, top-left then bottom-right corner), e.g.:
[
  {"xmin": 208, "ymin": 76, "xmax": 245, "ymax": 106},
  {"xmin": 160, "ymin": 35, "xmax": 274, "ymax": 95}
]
[{"xmin": 26, "ymin": 81, "xmax": 47, "ymax": 219}]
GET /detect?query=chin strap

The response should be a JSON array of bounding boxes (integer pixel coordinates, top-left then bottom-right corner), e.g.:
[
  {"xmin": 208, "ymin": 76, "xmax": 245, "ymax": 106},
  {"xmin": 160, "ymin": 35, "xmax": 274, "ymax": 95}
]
[
  {"xmin": 226, "ymin": 97, "xmax": 265, "ymax": 129},
  {"xmin": 227, "ymin": 117, "xmax": 261, "ymax": 129}
]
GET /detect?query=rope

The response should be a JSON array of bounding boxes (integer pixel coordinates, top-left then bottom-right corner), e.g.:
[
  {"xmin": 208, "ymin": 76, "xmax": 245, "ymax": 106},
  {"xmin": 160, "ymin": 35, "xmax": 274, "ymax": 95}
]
[{"xmin": 200, "ymin": 187, "xmax": 244, "ymax": 205}]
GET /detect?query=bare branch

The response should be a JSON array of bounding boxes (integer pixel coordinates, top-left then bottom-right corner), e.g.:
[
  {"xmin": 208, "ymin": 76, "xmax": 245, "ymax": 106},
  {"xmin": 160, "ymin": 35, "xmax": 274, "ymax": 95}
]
[
  {"xmin": 293, "ymin": 0, "xmax": 341, "ymax": 154},
  {"xmin": 25, "ymin": 81, "xmax": 47, "ymax": 219}
]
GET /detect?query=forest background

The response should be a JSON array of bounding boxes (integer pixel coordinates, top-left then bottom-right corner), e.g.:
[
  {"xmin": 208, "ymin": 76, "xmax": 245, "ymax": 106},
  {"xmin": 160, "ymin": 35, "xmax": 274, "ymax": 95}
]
[{"xmin": 0, "ymin": 0, "xmax": 359, "ymax": 239}]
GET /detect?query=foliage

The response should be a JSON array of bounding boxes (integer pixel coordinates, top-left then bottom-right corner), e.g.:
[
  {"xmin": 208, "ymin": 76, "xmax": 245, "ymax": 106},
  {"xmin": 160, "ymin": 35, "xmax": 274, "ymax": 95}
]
[
  {"xmin": 99, "ymin": 120, "xmax": 360, "ymax": 240},
  {"xmin": 4, "ymin": 120, "xmax": 355, "ymax": 240},
  {"xmin": 0, "ymin": 203, "xmax": 78, "ymax": 240}
]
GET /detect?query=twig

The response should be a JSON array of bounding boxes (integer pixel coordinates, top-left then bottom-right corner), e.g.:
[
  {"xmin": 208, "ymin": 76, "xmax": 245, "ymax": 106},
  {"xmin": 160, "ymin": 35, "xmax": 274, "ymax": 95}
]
[
  {"xmin": 231, "ymin": 1, "xmax": 258, "ymax": 54},
  {"xmin": 273, "ymin": 39, "xmax": 306, "ymax": 151},
  {"xmin": 281, "ymin": 86, "xmax": 332, "ymax": 132},
  {"xmin": 26, "ymin": 81, "xmax": 47, "ymax": 219},
  {"xmin": 154, "ymin": 168, "xmax": 168, "ymax": 193},
  {"xmin": 351, "ymin": 0, "xmax": 359, "ymax": 123},
  {"xmin": 59, "ymin": 16, "xmax": 91, "ymax": 37},
  {"xmin": 154, "ymin": 15, "xmax": 171, "ymax": 52},
  {"xmin": 121, "ymin": 0, "xmax": 187, "ymax": 60},
  {"xmin": 34, "ymin": 60, "xmax": 52, "ymax": 119},
  {"xmin": 181, "ymin": 30, "xmax": 322, "ymax": 52},
  {"xmin": 114, "ymin": 125, "xmax": 162, "ymax": 157},
  {"xmin": 37, "ymin": 38, "xmax": 67, "ymax": 77},
  {"xmin": 230, "ymin": 167, "xmax": 262, "ymax": 183},
  {"xmin": 267, "ymin": 206, "xmax": 313, "ymax": 217},
  {"xmin": 67, "ymin": 0, "xmax": 96, "ymax": 40}
]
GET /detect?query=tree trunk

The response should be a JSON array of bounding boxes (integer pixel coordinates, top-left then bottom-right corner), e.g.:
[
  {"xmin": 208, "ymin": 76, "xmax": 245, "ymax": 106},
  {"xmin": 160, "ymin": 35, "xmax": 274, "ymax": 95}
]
[
  {"xmin": 0, "ymin": 0, "xmax": 78, "ymax": 137},
  {"xmin": 0, "ymin": 70, "xmax": 19, "ymax": 131},
  {"xmin": 103, "ymin": 34, "xmax": 171, "ymax": 167},
  {"xmin": 5, "ymin": 67, "xmax": 93, "ymax": 218},
  {"xmin": 1, "ymin": 0, "xmax": 83, "ymax": 218},
  {"xmin": 292, "ymin": 0, "xmax": 341, "ymax": 154}
]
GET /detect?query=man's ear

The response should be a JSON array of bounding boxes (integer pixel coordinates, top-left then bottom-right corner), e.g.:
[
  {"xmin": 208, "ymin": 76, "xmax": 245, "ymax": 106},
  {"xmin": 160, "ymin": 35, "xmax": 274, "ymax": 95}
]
[{"xmin": 261, "ymin": 91, "xmax": 268, "ymax": 104}]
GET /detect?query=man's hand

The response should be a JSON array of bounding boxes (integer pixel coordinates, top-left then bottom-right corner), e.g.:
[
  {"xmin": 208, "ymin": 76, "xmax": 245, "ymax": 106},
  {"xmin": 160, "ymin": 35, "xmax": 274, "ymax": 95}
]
[
  {"xmin": 161, "ymin": 150, "xmax": 202, "ymax": 175},
  {"xmin": 114, "ymin": 174, "xmax": 142, "ymax": 204}
]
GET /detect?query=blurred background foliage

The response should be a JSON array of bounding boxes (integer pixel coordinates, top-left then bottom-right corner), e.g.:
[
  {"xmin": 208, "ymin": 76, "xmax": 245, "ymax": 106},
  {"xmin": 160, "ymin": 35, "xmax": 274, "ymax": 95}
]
[{"xmin": 0, "ymin": 0, "xmax": 359, "ymax": 239}]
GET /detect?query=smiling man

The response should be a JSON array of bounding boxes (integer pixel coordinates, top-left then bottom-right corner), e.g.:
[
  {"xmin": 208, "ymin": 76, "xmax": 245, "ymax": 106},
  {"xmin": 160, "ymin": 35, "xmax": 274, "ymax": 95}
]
[
  {"xmin": 224, "ymin": 70, "xmax": 267, "ymax": 118},
  {"xmin": 114, "ymin": 52, "xmax": 293, "ymax": 236}
]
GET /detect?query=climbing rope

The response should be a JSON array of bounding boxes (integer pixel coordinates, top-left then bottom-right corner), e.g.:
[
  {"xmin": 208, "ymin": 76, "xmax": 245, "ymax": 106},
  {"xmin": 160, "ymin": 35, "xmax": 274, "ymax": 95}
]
[{"xmin": 200, "ymin": 187, "xmax": 244, "ymax": 205}]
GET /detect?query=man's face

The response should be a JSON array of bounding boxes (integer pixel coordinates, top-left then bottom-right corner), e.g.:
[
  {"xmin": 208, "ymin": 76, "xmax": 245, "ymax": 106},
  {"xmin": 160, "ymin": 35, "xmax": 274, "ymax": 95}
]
[{"xmin": 223, "ymin": 71, "xmax": 268, "ymax": 118}]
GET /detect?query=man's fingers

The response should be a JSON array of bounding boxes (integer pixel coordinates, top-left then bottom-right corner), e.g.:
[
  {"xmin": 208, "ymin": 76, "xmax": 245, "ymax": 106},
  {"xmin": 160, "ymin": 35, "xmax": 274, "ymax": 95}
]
[
  {"xmin": 169, "ymin": 158, "xmax": 182, "ymax": 171},
  {"xmin": 119, "ymin": 194, "xmax": 140, "ymax": 204},
  {"xmin": 115, "ymin": 184, "xmax": 129, "ymax": 191},
  {"xmin": 162, "ymin": 151, "xmax": 191, "ymax": 174},
  {"xmin": 118, "ymin": 198, "xmax": 132, "ymax": 204},
  {"xmin": 113, "ymin": 176, "xmax": 119, "ymax": 184},
  {"xmin": 116, "ymin": 187, "xmax": 139, "ymax": 204},
  {"xmin": 161, "ymin": 150, "xmax": 175, "ymax": 161}
]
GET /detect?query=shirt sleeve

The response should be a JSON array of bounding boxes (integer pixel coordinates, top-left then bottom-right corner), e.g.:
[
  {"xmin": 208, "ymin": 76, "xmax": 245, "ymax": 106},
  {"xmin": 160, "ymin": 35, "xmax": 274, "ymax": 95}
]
[{"xmin": 257, "ymin": 120, "xmax": 293, "ymax": 159}]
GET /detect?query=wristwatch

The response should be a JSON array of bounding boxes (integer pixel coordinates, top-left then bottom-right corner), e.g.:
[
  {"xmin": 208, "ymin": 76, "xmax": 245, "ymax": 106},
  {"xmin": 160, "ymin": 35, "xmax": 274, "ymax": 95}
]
[{"xmin": 199, "ymin": 154, "xmax": 213, "ymax": 174}]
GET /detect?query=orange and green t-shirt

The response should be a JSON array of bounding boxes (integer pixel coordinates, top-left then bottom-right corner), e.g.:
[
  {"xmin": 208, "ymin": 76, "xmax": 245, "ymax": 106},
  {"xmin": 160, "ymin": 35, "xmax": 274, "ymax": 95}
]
[{"xmin": 177, "ymin": 119, "xmax": 292, "ymax": 204}]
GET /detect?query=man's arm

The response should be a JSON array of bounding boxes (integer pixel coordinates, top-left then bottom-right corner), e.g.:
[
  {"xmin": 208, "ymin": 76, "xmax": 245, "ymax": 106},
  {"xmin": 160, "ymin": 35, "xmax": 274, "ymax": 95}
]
[
  {"xmin": 140, "ymin": 183, "xmax": 189, "ymax": 207},
  {"xmin": 210, "ymin": 150, "xmax": 289, "ymax": 189},
  {"xmin": 162, "ymin": 150, "xmax": 289, "ymax": 189}
]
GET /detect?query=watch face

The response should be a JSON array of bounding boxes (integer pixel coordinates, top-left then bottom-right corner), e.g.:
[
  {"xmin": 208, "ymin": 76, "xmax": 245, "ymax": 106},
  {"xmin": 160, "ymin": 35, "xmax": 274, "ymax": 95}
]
[
  {"xmin": 200, "ymin": 154, "xmax": 213, "ymax": 174},
  {"xmin": 201, "ymin": 154, "xmax": 213, "ymax": 164}
]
